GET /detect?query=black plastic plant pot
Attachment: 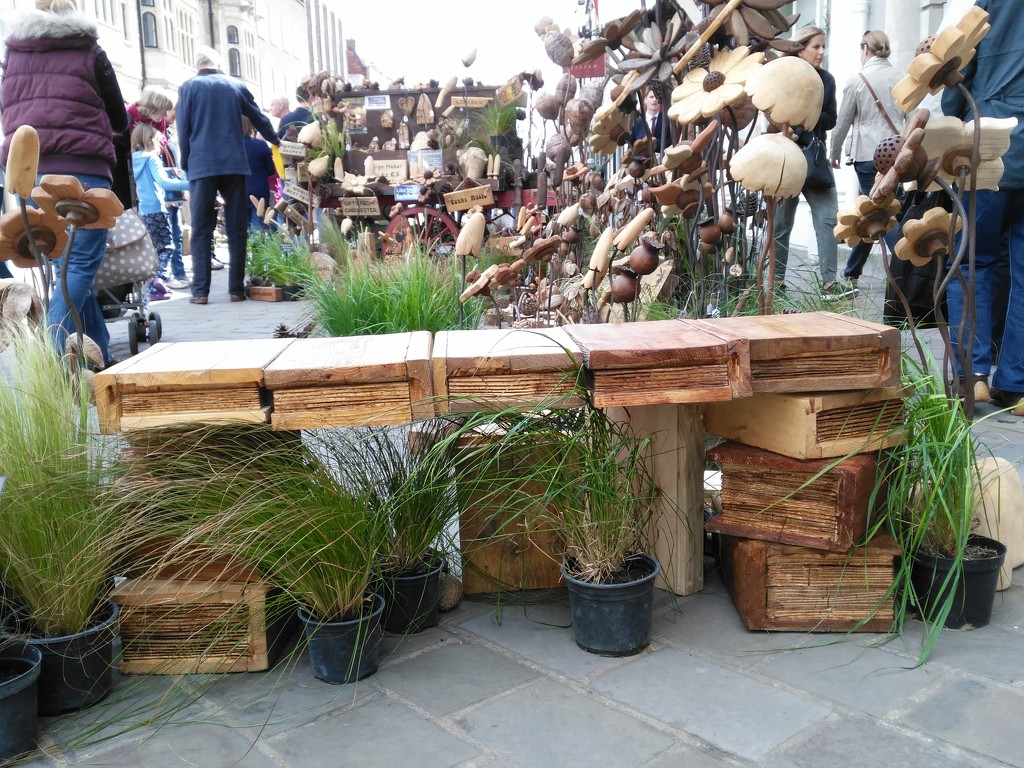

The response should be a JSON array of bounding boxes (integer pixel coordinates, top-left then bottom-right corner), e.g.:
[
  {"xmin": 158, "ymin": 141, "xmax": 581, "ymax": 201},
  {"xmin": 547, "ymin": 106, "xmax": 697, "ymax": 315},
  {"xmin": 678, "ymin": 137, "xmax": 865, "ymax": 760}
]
[
  {"xmin": 911, "ymin": 535, "xmax": 1007, "ymax": 629},
  {"xmin": 378, "ymin": 553, "xmax": 445, "ymax": 635},
  {"xmin": 561, "ymin": 554, "xmax": 661, "ymax": 657},
  {"xmin": 298, "ymin": 592, "xmax": 384, "ymax": 685},
  {"xmin": 0, "ymin": 641, "xmax": 42, "ymax": 762},
  {"xmin": 1, "ymin": 598, "xmax": 119, "ymax": 716}
]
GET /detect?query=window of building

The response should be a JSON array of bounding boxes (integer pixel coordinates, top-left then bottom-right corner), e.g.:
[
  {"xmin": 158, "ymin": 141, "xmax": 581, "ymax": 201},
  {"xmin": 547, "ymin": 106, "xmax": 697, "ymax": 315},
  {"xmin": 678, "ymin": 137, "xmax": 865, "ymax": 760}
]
[
  {"xmin": 228, "ymin": 48, "xmax": 241, "ymax": 77},
  {"xmin": 140, "ymin": 0, "xmax": 154, "ymax": 6},
  {"xmin": 142, "ymin": 12, "xmax": 158, "ymax": 47},
  {"xmin": 227, "ymin": 25, "xmax": 239, "ymax": 44}
]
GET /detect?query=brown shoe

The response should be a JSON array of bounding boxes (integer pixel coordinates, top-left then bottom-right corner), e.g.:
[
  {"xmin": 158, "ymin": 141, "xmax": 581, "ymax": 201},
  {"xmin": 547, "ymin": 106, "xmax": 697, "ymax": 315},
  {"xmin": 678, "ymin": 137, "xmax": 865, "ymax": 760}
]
[
  {"xmin": 189, "ymin": 296, "xmax": 208, "ymax": 305},
  {"xmin": 230, "ymin": 294, "xmax": 246, "ymax": 302}
]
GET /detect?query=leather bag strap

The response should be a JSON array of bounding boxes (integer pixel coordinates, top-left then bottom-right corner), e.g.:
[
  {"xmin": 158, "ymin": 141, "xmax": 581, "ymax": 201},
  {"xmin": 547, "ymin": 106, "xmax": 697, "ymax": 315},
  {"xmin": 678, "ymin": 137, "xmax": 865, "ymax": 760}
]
[{"xmin": 859, "ymin": 73, "xmax": 900, "ymax": 134}]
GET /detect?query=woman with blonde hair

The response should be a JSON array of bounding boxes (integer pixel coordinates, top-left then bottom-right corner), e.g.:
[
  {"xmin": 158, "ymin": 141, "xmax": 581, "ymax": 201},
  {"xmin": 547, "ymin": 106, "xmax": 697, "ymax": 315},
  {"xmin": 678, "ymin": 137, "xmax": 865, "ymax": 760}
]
[
  {"xmin": 1, "ymin": 0, "xmax": 129, "ymax": 366},
  {"xmin": 771, "ymin": 25, "xmax": 846, "ymax": 299},
  {"xmin": 830, "ymin": 30, "xmax": 906, "ymax": 287}
]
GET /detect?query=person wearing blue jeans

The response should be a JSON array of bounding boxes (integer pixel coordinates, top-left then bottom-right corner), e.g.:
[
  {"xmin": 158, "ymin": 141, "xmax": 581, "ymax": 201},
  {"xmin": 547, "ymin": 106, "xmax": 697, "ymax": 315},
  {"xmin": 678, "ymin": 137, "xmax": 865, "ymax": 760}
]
[{"xmin": 942, "ymin": 0, "xmax": 1024, "ymax": 414}]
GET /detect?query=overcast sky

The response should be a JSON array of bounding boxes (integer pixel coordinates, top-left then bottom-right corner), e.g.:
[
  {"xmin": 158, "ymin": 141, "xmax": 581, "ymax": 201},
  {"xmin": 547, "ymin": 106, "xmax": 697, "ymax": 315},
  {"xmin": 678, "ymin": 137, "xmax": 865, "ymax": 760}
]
[{"xmin": 341, "ymin": 0, "xmax": 641, "ymax": 89}]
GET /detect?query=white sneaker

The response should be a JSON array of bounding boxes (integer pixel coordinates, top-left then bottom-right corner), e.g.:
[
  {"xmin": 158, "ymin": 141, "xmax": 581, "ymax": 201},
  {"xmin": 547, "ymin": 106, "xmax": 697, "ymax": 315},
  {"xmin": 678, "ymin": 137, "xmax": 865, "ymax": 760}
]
[{"xmin": 166, "ymin": 277, "xmax": 190, "ymax": 289}]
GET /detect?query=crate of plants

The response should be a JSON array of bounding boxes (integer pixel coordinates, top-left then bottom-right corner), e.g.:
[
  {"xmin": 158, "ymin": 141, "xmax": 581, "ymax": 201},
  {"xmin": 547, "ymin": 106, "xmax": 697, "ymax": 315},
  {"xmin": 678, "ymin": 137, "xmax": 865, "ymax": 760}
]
[{"xmin": 244, "ymin": 232, "xmax": 317, "ymax": 302}]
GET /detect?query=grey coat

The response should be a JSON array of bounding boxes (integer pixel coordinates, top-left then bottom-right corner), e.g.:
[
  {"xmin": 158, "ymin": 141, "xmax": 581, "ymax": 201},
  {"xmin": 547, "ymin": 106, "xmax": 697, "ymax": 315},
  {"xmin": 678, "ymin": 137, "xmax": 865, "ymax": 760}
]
[{"xmin": 830, "ymin": 57, "xmax": 906, "ymax": 165}]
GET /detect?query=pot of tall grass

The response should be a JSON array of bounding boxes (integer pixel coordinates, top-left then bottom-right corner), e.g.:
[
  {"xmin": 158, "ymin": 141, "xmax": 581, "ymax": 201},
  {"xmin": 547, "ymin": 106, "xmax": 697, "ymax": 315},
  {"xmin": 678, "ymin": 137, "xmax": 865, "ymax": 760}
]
[
  {"xmin": 113, "ymin": 425, "xmax": 383, "ymax": 685},
  {"xmin": 881, "ymin": 356, "xmax": 1006, "ymax": 645},
  {"xmin": 0, "ymin": 639, "xmax": 42, "ymax": 761},
  {"xmin": 448, "ymin": 404, "xmax": 660, "ymax": 656},
  {"xmin": 341, "ymin": 423, "xmax": 459, "ymax": 634},
  {"xmin": 0, "ymin": 326, "xmax": 129, "ymax": 714}
]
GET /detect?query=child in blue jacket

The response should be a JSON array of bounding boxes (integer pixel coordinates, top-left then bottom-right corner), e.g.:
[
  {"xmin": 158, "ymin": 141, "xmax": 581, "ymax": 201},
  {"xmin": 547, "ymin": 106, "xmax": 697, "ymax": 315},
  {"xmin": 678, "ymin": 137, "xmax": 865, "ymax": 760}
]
[{"xmin": 131, "ymin": 123, "xmax": 189, "ymax": 298}]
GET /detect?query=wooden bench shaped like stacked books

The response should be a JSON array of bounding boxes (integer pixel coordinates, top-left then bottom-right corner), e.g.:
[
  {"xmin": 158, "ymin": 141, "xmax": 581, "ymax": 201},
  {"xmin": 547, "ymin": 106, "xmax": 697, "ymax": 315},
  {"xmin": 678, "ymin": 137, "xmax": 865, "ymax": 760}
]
[{"xmin": 94, "ymin": 311, "xmax": 903, "ymax": 664}]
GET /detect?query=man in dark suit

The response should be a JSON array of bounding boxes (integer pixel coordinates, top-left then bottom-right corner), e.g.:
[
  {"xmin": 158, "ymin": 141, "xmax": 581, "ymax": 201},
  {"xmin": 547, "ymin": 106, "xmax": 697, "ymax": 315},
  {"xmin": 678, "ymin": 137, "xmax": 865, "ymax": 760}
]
[{"xmin": 631, "ymin": 89, "xmax": 666, "ymax": 153}]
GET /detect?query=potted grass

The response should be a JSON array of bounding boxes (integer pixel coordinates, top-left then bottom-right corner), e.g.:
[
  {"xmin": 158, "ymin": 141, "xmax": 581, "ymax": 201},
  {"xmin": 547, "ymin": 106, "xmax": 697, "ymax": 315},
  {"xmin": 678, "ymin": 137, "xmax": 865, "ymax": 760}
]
[
  {"xmin": 0, "ymin": 639, "xmax": 42, "ymax": 762},
  {"xmin": 245, "ymin": 231, "xmax": 317, "ymax": 302},
  {"xmin": 879, "ymin": 355, "xmax": 1006, "ymax": 653},
  {"xmin": 113, "ymin": 425, "xmax": 383, "ymax": 685},
  {"xmin": 449, "ymin": 403, "xmax": 660, "ymax": 656},
  {"xmin": 0, "ymin": 326, "xmax": 129, "ymax": 714},
  {"xmin": 341, "ymin": 423, "xmax": 459, "ymax": 634}
]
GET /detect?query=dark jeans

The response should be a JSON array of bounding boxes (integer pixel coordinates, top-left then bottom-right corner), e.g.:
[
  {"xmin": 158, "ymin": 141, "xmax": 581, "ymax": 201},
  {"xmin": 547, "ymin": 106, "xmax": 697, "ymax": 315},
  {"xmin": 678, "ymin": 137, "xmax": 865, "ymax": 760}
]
[
  {"xmin": 188, "ymin": 174, "xmax": 248, "ymax": 298},
  {"xmin": 843, "ymin": 161, "xmax": 879, "ymax": 279}
]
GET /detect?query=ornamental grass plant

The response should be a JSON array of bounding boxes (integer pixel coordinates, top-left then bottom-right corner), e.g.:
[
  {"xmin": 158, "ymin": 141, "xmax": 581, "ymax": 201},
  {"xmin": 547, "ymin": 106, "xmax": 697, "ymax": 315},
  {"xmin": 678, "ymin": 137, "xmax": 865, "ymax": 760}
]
[{"xmin": 0, "ymin": 326, "xmax": 132, "ymax": 638}]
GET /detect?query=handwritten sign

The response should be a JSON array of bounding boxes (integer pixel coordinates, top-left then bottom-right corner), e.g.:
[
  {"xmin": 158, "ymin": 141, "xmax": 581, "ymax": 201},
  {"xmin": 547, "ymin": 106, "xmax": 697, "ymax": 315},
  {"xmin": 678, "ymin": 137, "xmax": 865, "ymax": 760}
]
[
  {"xmin": 495, "ymin": 77, "xmax": 524, "ymax": 106},
  {"xmin": 442, "ymin": 96, "xmax": 493, "ymax": 117},
  {"xmin": 278, "ymin": 140, "xmax": 307, "ymax": 159},
  {"xmin": 373, "ymin": 158, "xmax": 408, "ymax": 184},
  {"xmin": 566, "ymin": 58, "xmax": 606, "ymax": 79},
  {"xmin": 394, "ymin": 184, "xmax": 420, "ymax": 202},
  {"xmin": 443, "ymin": 185, "xmax": 494, "ymax": 212},
  {"xmin": 283, "ymin": 182, "xmax": 320, "ymax": 209},
  {"xmin": 341, "ymin": 197, "xmax": 382, "ymax": 217}
]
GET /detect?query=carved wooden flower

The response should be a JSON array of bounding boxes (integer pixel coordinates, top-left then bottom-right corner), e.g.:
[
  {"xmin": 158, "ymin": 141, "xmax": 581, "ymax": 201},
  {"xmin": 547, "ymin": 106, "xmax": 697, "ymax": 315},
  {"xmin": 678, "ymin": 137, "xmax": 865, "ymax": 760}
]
[
  {"xmin": 892, "ymin": 6, "xmax": 991, "ymax": 112},
  {"xmin": 894, "ymin": 207, "xmax": 962, "ymax": 268},
  {"xmin": 607, "ymin": 13, "xmax": 690, "ymax": 92},
  {"xmin": 919, "ymin": 115, "xmax": 1018, "ymax": 191},
  {"xmin": 31, "ymin": 175, "xmax": 123, "ymax": 229},
  {"xmin": 668, "ymin": 45, "xmax": 764, "ymax": 126},
  {"xmin": 0, "ymin": 207, "xmax": 69, "ymax": 267},
  {"xmin": 697, "ymin": 0, "xmax": 799, "ymax": 47},
  {"xmin": 729, "ymin": 133, "xmax": 806, "ymax": 198},
  {"xmin": 573, "ymin": 9, "xmax": 646, "ymax": 66},
  {"xmin": 589, "ymin": 103, "xmax": 632, "ymax": 156},
  {"xmin": 744, "ymin": 55, "xmax": 822, "ymax": 131},
  {"xmin": 834, "ymin": 194, "xmax": 901, "ymax": 247},
  {"xmin": 869, "ymin": 110, "xmax": 940, "ymax": 203}
]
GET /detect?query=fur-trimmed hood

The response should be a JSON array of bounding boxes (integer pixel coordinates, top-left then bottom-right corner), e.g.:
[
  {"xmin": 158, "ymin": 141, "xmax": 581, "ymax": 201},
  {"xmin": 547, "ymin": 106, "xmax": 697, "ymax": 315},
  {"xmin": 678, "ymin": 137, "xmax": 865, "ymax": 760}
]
[{"xmin": 6, "ymin": 10, "xmax": 98, "ymax": 42}]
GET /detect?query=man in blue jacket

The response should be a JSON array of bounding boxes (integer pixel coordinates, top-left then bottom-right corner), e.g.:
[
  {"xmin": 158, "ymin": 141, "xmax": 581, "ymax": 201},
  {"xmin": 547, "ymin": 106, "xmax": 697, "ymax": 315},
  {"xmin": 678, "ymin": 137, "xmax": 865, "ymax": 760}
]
[
  {"xmin": 942, "ymin": 0, "xmax": 1024, "ymax": 414},
  {"xmin": 177, "ymin": 46, "xmax": 280, "ymax": 304}
]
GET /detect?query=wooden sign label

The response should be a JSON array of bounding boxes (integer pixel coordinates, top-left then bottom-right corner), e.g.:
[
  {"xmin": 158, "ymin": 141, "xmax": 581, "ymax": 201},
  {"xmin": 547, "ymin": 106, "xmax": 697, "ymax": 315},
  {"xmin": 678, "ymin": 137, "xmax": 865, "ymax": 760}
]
[
  {"xmin": 442, "ymin": 96, "xmax": 493, "ymax": 117},
  {"xmin": 443, "ymin": 185, "xmax": 494, "ymax": 212},
  {"xmin": 341, "ymin": 196, "xmax": 382, "ymax": 217},
  {"xmin": 394, "ymin": 184, "xmax": 420, "ymax": 202},
  {"xmin": 283, "ymin": 182, "xmax": 320, "ymax": 208},
  {"xmin": 278, "ymin": 140, "xmax": 307, "ymax": 159},
  {"xmin": 495, "ymin": 77, "xmax": 524, "ymax": 106},
  {"xmin": 373, "ymin": 158, "xmax": 408, "ymax": 184}
]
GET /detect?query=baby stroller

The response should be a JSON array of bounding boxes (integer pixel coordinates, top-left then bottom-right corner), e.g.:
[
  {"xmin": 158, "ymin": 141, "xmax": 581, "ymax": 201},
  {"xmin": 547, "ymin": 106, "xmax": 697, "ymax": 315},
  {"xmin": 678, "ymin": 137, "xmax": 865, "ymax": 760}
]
[{"xmin": 94, "ymin": 210, "xmax": 163, "ymax": 355}]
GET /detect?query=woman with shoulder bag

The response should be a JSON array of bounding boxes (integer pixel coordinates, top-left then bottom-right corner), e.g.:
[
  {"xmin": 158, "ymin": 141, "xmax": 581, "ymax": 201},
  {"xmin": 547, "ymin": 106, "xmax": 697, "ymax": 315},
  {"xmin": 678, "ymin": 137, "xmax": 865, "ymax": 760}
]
[
  {"xmin": 772, "ymin": 25, "xmax": 847, "ymax": 299},
  {"xmin": 830, "ymin": 30, "xmax": 906, "ymax": 288}
]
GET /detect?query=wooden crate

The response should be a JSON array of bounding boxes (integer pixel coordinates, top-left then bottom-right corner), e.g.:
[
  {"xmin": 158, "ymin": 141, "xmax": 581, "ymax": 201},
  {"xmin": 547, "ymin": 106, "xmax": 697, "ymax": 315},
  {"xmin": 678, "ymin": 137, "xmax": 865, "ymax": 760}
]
[
  {"xmin": 692, "ymin": 312, "xmax": 900, "ymax": 393},
  {"xmin": 112, "ymin": 578, "xmax": 298, "ymax": 674},
  {"xmin": 433, "ymin": 327, "xmax": 585, "ymax": 414},
  {"xmin": 706, "ymin": 442, "xmax": 879, "ymax": 552},
  {"xmin": 563, "ymin": 319, "xmax": 752, "ymax": 408},
  {"xmin": 705, "ymin": 388, "xmax": 906, "ymax": 460},
  {"xmin": 245, "ymin": 285, "xmax": 284, "ymax": 302},
  {"xmin": 719, "ymin": 535, "xmax": 899, "ymax": 632},
  {"xmin": 264, "ymin": 333, "xmax": 434, "ymax": 428}
]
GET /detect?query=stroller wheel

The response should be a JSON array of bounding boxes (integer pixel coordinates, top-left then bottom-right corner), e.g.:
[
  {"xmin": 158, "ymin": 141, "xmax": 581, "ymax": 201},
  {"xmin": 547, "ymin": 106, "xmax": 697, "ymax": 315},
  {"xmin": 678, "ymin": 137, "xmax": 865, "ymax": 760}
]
[
  {"xmin": 128, "ymin": 315, "xmax": 142, "ymax": 355},
  {"xmin": 147, "ymin": 311, "xmax": 162, "ymax": 344}
]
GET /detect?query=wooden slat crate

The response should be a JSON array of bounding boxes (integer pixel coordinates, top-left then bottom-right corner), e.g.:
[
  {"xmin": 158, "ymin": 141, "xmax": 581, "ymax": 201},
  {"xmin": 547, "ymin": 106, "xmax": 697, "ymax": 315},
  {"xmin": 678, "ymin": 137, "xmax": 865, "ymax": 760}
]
[
  {"xmin": 719, "ymin": 534, "xmax": 899, "ymax": 632},
  {"xmin": 263, "ymin": 332, "xmax": 434, "ymax": 428},
  {"xmin": 706, "ymin": 442, "xmax": 879, "ymax": 552},
  {"xmin": 433, "ymin": 327, "xmax": 585, "ymax": 414},
  {"xmin": 564, "ymin": 319, "xmax": 752, "ymax": 407},
  {"xmin": 705, "ymin": 388, "xmax": 906, "ymax": 459},
  {"xmin": 111, "ymin": 578, "xmax": 297, "ymax": 674},
  {"xmin": 94, "ymin": 339, "xmax": 294, "ymax": 433},
  {"xmin": 692, "ymin": 312, "xmax": 900, "ymax": 393}
]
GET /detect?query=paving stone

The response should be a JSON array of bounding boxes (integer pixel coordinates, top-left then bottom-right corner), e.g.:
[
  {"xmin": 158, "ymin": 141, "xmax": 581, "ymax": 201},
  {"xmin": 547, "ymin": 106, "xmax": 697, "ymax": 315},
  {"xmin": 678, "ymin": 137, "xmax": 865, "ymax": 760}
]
[
  {"xmin": 374, "ymin": 640, "xmax": 537, "ymax": 715},
  {"xmin": 379, "ymin": 625, "xmax": 459, "ymax": 668},
  {"xmin": 759, "ymin": 639, "xmax": 941, "ymax": 716},
  {"xmin": 902, "ymin": 678, "xmax": 1024, "ymax": 765},
  {"xmin": 592, "ymin": 647, "xmax": 831, "ymax": 762},
  {"xmin": 269, "ymin": 696, "xmax": 480, "ymax": 767},
  {"xmin": 901, "ymin": 623, "xmax": 1024, "ymax": 684},
  {"xmin": 457, "ymin": 600, "xmax": 620, "ymax": 680},
  {"xmin": 84, "ymin": 722, "xmax": 280, "ymax": 767},
  {"xmin": 643, "ymin": 745, "xmax": 737, "ymax": 767},
  {"xmin": 459, "ymin": 679, "xmax": 674, "ymax": 768},
  {"xmin": 766, "ymin": 715, "xmax": 995, "ymax": 768}
]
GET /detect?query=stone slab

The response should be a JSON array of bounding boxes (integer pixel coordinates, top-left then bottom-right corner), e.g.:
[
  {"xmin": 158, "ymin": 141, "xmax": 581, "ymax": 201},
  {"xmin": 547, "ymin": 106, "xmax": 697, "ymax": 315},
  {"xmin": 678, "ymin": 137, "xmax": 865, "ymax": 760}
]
[
  {"xmin": 459, "ymin": 679, "xmax": 675, "ymax": 768},
  {"xmin": 592, "ymin": 647, "xmax": 831, "ymax": 762}
]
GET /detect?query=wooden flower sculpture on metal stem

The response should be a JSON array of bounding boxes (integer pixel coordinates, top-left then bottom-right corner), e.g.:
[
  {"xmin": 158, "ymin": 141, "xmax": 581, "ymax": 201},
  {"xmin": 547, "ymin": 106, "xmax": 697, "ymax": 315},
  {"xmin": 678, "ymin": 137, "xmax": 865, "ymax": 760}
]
[
  {"xmin": 668, "ymin": 45, "xmax": 764, "ymax": 126},
  {"xmin": 834, "ymin": 194, "xmax": 901, "ymax": 248},
  {"xmin": 892, "ymin": 6, "xmax": 990, "ymax": 113},
  {"xmin": 31, "ymin": 175, "xmax": 123, "ymax": 230},
  {"xmin": 695, "ymin": 0, "xmax": 799, "ymax": 49},
  {"xmin": 895, "ymin": 207, "xmax": 962, "ymax": 268},
  {"xmin": 604, "ymin": 13, "xmax": 690, "ymax": 92},
  {"xmin": 919, "ymin": 115, "xmax": 1018, "ymax": 191},
  {"xmin": 729, "ymin": 134, "xmax": 806, "ymax": 199},
  {"xmin": 0, "ymin": 208, "xmax": 69, "ymax": 269}
]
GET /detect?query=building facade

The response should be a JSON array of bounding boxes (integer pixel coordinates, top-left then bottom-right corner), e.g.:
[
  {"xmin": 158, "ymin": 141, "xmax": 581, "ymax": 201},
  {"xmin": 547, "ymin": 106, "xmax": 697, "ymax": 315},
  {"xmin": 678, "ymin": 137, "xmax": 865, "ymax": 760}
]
[{"xmin": 0, "ymin": 0, "xmax": 354, "ymax": 108}]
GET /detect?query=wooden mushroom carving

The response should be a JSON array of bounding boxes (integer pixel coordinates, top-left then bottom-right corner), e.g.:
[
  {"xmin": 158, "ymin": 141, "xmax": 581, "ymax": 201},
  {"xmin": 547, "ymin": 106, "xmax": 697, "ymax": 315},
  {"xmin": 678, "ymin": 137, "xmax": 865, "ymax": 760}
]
[{"xmin": 729, "ymin": 134, "xmax": 806, "ymax": 198}]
